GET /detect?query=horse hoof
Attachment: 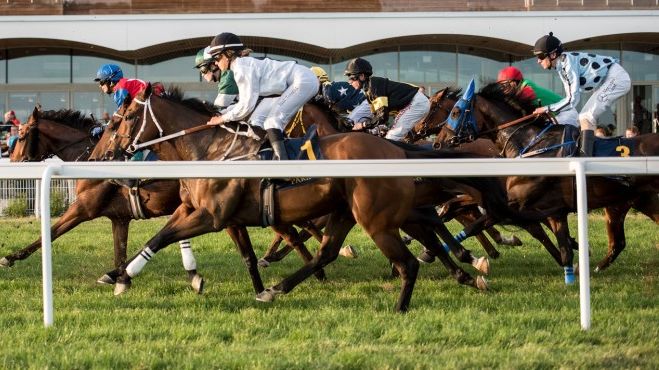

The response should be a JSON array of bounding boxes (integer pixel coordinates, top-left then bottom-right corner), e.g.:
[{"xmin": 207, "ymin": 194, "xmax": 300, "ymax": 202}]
[
  {"xmin": 416, "ymin": 251, "xmax": 435, "ymax": 264},
  {"xmin": 472, "ymin": 256, "xmax": 490, "ymax": 275},
  {"xmin": 500, "ymin": 235, "xmax": 523, "ymax": 247},
  {"xmin": 191, "ymin": 274, "xmax": 204, "ymax": 294},
  {"xmin": 594, "ymin": 266, "xmax": 601, "ymax": 273},
  {"xmin": 475, "ymin": 276, "xmax": 488, "ymax": 291},
  {"xmin": 257, "ymin": 259, "xmax": 270, "ymax": 268},
  {"xmin": 113, "ymin": 282, "xmax": 131, "ymax": 296},
  {"xmin": 0, "ymin": 257, "xmax": 14, "ymax": 268},
  {"xmin": 255, "ymin": 288, "xmax": 280, "ymax": 303},
  {"xmin": 339, "ymin": 245, "xmax": 358, "ymax": 258},
  {"xmin": 401, "ymin": 235, "xmax": 414, "ymax": 245},
  {"xmin": 96, "ymin": 274, "xmax": 116, "ymax": 285}
]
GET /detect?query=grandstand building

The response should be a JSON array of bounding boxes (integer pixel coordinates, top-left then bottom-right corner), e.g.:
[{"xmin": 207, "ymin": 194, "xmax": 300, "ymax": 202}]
[{"xmin": 1, "ymin": 0, "xmax": 658, "ymax": 134}]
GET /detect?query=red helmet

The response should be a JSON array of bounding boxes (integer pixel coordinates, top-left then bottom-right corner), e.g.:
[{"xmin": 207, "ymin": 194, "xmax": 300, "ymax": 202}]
[{"xmin": 497, "ymin": 66, "xmax": 524, "ymax": 82}]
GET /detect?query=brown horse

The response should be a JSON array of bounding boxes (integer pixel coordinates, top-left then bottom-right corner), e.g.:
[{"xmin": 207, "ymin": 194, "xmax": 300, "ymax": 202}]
[
  {"xmin": 93, "ymin": 84, "xmax": 551, "ymax": 311},
  {"xmin": 2, "ymin": 107, "xmax": 208, "ymax": 293},
  {"xmin": 430, "ymin": 83, "xmax": 658, "ymax": 274}
]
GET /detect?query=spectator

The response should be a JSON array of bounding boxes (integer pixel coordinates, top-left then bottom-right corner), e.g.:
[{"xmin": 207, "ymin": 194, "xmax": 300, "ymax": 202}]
[
  {"xmin": 7, "ymin": 126, "xmax": 19, "ymax": 154},
  {"xmin": 653, "ymin": 104, "xmax": 659, "ymax": 133},
  {"xmin": 632, "ymin": 96, "xmax": 651, "ymax": 134},
  {"xmin": 4, "ymin": 110, "xmax": 21, "ymax": 127},
  {"xmin": 625, "ymin": 126, "xmax": 639, "ymax": 138},
  {"xmin": 594, "ymin": 127, "xmax": 607, "ymax": 138}
]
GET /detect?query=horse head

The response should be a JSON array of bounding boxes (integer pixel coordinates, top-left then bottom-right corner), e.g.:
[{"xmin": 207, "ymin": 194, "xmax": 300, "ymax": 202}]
[
  {"xmin": 434, "ymin": 81, "xmax": 533, "ymax": 150},
  {"xmin": 9, "ymin": 107, "xmax": 42, "ymax": 162},
  {"xmin": 97, "ymin": 84, "xmax": 158, "ymax": 161},
  {"xmin": 406, "ymin": 87, "xmax": 453, "ymax": 144}
]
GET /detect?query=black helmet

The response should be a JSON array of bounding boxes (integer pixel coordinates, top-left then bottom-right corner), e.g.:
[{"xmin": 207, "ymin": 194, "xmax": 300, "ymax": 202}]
[
  {"xmin": 344, "ymin": 58, "xmax": 372, "ymax": 77},
  {"xmin": 208, "ymin": 32, "xmax": 244, "ymax": 57},
  {"xmin": 533, "ymin": 32, "xmax": 563, "ymax": 58}
]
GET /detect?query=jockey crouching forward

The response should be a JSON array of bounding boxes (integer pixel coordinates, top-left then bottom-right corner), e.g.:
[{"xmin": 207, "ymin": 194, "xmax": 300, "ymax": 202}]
[
  {"xmin": 205, "ymin": 32, "xmax": 319, "ymax": 160},
  {"xmin": 194, "ymin": 47, "xmax": 238, "ymax": 109},
  {"xmin": 310, "ymin": 66, "xmax": 373, "ymax": 129},
  {"xmin": 344, "ymin": 57, "xmax": 430, "ymax": 141}
]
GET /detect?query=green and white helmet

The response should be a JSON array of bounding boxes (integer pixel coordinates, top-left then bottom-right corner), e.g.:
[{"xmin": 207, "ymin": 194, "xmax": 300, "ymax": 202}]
[{"xmin": 194, "ymin": 47, "xmax": 214, "ymax": 69}]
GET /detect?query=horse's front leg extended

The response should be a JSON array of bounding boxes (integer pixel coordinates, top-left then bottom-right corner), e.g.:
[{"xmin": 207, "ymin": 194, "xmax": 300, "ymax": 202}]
[
  {"xmin": 0, "ymin": 199, "xmax": 96, "ymax": 268},
  {"xmin": 114, "ymin": 204, "xmax": 218, "ymax": 296}
]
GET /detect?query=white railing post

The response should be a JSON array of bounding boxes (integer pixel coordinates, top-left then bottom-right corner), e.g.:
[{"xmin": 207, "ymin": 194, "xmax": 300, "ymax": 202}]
[
  {"xmin": 34, "ymin": 179, "xmax": 41, "ymax": 217},
  {"xmin": 570, "ymin": 160, "xmax": 591, "ymax": 330},
  {"xmin": 40, "ymin": 164, "xmax": 60, "ymax": 328}
]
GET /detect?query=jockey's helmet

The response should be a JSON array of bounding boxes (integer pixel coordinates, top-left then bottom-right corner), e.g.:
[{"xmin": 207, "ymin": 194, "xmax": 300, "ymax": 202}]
[
  {"xmin": 310, "ymin": 66, "xmax": 330, "ymax": 83},
  {"xmin": 208, "ymin": 33, "xmax": 244, "ymax": 57},
  {"xmin": 533, "ymin": 32, "xmax": 563, "ymax": 59},
  {"xmin": 497, "ymin": 66, "xmax": 524, "ymax": 82},
  {"xmin": 344, "ymin": 58, "xmax": 372, "ymax": 77},
  {"xmin": 194, "ymin": 47, "xmax": 214, "ymax": 69},
  {"xmin": 94, "ymin": 64, "xmax": 123, "ymax": 85}
]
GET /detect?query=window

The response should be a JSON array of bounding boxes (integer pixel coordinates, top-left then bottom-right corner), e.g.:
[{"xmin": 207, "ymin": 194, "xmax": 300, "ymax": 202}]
[
  {"xmin": 457, "ymin": 52, "xmax": 506, "ymax": 88},
  {"xmin": 73, "ymin": 55, "xmax": 133, "ymax": 84},
  {"xmin": 8, "ymin": 54, "xmax": 70, "ymax": 84},
  {"xmin": 400, "ymin": 51, "xmax": 456, "ymax": 94},
  {"xmin": 137, "ymin": 56, "xmax": 200, "ymax": 84},
  {"xmin": 623, "ymin": 50, "xmax": 659, "ymax": 82}
]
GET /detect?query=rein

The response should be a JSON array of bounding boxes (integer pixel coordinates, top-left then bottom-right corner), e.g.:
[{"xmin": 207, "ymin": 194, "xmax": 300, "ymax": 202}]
[
  {"xmin": 480, "ymin": 112, "xmax": 542, "ymax": 135},
  {"xmin": 124, "ymin": 95, "xmax": 262, "ymax": 161}
]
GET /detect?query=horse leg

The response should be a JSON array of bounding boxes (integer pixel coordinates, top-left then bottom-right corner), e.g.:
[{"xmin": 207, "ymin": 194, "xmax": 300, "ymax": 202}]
[
  {"xmin": 520, "ymin": 222, "xmax": 563, "ymax": 267},
  {"xmin": 256, "ymin": 211, "xmax": 355, "ymax": 303},
  {"xmin": 484, "ymin": 226, "xmax": 523, "ymax": 247},
  {"xmin": 96, "ymin": 218, "xmax": 130, "ymax": 285},
  {"xmin": 178, "ymin": 239, "xmax": 203, "ymax": 293},
  {"xmin": 272, "ymin": 225, "xmax": 326, "ymax": 280},
  {"xmin": 595, "ymin": 204, "xmax": 630, "ymax": 272},
  {"xmin": 547, "ymin": 215, "xmax": 575, "ymax": 285},
  {"xmin": 258, "ymin": 233, "xmax": 293, "ymax": 267},
  {"xmin": 225, "ymin": 226, "xmax": 264, "ymax": 294},
  {"xmin": 372, "ymin": 230, "xmax": 419, "ymax": 312},
  {"xmin": 402, "ymin": 223, "xmax": 487, "ymax": 290},
  {"xmin": 0, "ymin": 200, "xmax": 94, "ymax": 268},
  {"xmin": 455, "ymin": 212, "xmax": 501, "ymax": 259},
  {"xmin": 114, "ymin": 205, "xmax": 222, "ymax": 295}
]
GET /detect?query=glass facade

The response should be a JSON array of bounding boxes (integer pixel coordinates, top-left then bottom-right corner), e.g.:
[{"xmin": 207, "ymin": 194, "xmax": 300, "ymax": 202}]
[{"xmin": 0, "ymin": 45, "xmax": 657, "ymax": 132}]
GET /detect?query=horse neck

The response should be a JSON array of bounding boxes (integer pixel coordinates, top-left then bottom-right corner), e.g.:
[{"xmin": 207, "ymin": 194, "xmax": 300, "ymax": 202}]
[
  {"xmin": 302, "ymin": 104, "xmax": 340, "ymax": 137},
  {"xmin": 38, "ymin": 120, "xmax": 93, "ymax": 161},
  {"xmin": 147, "ymin": 97, "xmax": 261, "ymax": 161}
]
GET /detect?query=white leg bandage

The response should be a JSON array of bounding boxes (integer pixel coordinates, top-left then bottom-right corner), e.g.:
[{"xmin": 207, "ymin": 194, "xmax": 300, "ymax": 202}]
[
  {"xmin": 179, "ymin": 240, "xmax": 197, "ymax": 271},
  {"xmin": 125, "ymin": 247, "xmax": 154, "ymax": 277}
]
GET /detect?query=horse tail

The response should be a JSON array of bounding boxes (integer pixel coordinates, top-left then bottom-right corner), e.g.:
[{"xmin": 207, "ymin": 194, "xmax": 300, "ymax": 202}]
[{"xmin": 404, "ymin": 148, "xmax": 563, "ymax": 224}]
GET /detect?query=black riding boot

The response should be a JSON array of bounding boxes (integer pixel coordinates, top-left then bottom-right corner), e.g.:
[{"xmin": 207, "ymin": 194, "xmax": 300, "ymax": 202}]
[
  {"xmin": 266, "ymin": 128, "xmax": 288, "ymax": 160},
  {"xmin": 579, "ymin": 129, "xmax": 594, "ymax": 157}
]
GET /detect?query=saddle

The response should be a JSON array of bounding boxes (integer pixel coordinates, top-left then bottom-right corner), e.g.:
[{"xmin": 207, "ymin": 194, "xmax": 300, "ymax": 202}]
[
  {"xmin": 592, "ymin": 136, "xmax": 636, "ymax": 157},
  {"xmin": 258, "ymin": 125, "xmax": 324, "ymax": 226}
]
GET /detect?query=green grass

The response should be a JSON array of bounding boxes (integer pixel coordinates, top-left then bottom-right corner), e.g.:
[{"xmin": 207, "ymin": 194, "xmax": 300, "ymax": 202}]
[{"xmin": 0, "ymin": 215, "xmax": 657, "ymax": 369}]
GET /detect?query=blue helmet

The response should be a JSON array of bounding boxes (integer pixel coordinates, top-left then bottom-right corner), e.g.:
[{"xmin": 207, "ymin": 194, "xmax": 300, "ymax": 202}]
[
  {"xmin": 322, "ymin": 81, "xmax": 365, "ymax": 111},
  {"xmin": 94, "ymin": 64, "xmax": 123, "ymax": 84}
]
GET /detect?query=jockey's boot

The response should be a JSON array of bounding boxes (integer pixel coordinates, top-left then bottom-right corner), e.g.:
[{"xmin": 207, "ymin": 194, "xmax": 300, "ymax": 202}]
[
  {"xmin": 266, "ymin": 128, "xmax": 288, "ymax": 160},
  {"xmin": 579, "ymin": 129, "xmax": 594, "ymax": 157}
]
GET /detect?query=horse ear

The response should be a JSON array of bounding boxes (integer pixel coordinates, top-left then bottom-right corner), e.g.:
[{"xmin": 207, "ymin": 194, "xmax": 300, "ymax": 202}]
[
  {"xmin": 31, "ymin": 106, "xmax": 40, "ymax": 121},
  {"xmin": 144, "ymin": 83, "xmax": 152, "ymax": 97}
]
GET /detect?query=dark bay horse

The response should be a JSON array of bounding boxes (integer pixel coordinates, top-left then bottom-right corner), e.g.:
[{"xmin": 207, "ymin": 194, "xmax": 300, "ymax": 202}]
[
  {"xmin": 2, "ymin": 107, "xmax": 206, "ymax": 293},
  {"xmin": 93, "ymin": 84, "xmax": 551, "ymax": 311},
  {"xmin": 431, "ymin": 83, "xmax": 658, "ymax": 274}
]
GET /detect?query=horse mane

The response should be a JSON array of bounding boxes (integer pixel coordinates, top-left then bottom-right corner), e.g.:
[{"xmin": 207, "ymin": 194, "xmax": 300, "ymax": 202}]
[
  {"xmin": 478, "ymin": 81, "xmax": 537, "ymax": 116},
  {"xmin": 39, "ymin": 109, "xmax": 100, "ymax": 131},
  {"xmin": 440, "ymin": 87, "xmax": 463, "ymax": 101},
  {"xmin": 160, "ymin": 86, "xmax": 220, "ymax": 116}
]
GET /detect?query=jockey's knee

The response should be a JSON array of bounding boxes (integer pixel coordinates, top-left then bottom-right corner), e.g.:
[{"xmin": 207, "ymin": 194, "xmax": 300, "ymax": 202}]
[{"xmin": 578, "ymin": 113, "xmax": 596, "ymax": 131}]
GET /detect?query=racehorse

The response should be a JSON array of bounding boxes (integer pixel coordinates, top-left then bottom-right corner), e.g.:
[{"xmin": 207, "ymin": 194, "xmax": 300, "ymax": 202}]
[
  {"xmin": 430, "ymin": 82, "xmax": 658, "ymax": 274},
  {"xmin": 1, "ymin": 107, "xmax": 207, "ymax": 293},
  {"xmin": 93, "ymin": 83, "xmax": 549, "ymax": 311}
]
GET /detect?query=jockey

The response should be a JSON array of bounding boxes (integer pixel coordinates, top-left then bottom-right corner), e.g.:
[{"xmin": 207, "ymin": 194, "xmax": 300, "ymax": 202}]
[
  {"xmin": 497, "ymin": 66, "xmax": 578, "ymax": 127},
  {"xmin": 531, "ymin": 32, "xmax": 631, "ymax": 156},
  {"xmin": 194, "ymin": 47, "xmax": 238, "ymax": 109},
  {"xmin": 94, "ymin": 64, "xmax": 160, "ymax": 163},
  {"xmin": 309, "ymin": 66, "xmax": 373, "ymax": 127},
  {"xmin": 344, "ymin": 57, "xmax": 430, "ymax": 141},
  {"xmin": 205, "ymin": 32, "xmax": 318, "ymax": 160}
]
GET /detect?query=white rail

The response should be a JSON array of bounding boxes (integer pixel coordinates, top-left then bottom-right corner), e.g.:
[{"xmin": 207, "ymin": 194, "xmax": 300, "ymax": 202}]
[{"xmin": 0, "ymin": 157, "xmax": 657, "ymax": 330}]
